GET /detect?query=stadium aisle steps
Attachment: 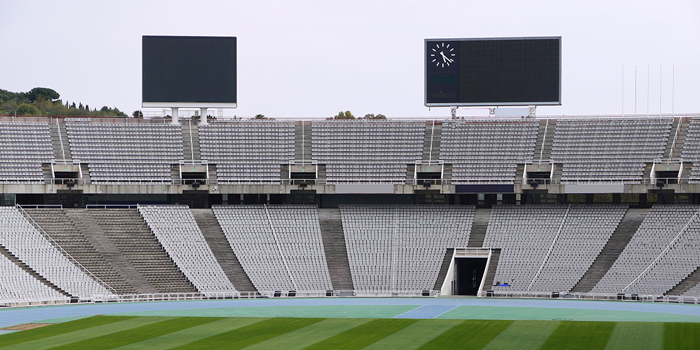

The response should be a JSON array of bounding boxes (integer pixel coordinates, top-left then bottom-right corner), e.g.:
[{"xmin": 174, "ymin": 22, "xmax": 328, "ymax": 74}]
[
  {"xmin": 482, "ymin": 249, "xmax": 501, "ymax": 290},
  {"xmin": 666, "ymin": 265, "xmax": 700, "ymax": 295},
  {"xmin": 570, "ymin": 208, "xmax": 649, "ymax": 293},
  {"xmin": 433, "ymin": 248, "xmax": 454, "ymax": 290},
  {"xmin": 87, "ymin": 209, "xmax": 196, "ymax": 294},
  {"xmin": 66, "ymin": 209, "xmax": 155, "ymax": 294},
  {"xmin": 191, "ymin": 209, "xmax": 257, "ymax": 293},
  {"xmin": 468, "ymin": 208, "xmax": 491, "ymax": 247},
  {"xmin": 318, "ymin": 208, "xmax": 354, "ymax": 291},
  {"xmin": 25, "ymin": 208, "xmax": 136, "ymax": 295},
  {"xmin": 0, "ymin": 240, "xmax": 71, "ymax": 298}
]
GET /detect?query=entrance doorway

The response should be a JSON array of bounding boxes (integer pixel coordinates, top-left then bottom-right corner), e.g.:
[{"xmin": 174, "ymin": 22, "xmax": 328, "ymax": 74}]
[{"xmin": 454, "ymin": 258, "xmax": 487, "ymax": 295}]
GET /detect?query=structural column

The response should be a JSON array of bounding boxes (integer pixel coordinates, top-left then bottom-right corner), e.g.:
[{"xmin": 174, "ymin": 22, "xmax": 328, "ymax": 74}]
[
  {"xmin": 200, "ymin": 107, "xmax": 208, "ymax": 125},
  {"xmin": 171, "ymin": 107, "xmax": 179, "ymax": 125}
]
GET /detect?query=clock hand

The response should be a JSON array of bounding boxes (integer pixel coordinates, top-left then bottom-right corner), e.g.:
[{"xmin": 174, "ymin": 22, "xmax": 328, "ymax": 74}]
[{"xmin": 439, "ymin": 51, "xmax": 454, "ymax": 63}]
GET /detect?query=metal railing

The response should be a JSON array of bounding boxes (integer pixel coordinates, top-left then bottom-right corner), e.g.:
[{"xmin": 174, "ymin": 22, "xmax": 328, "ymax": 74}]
[{"xmin": 479, "ymin": 290, "xmax": 699, "ymax": 304}]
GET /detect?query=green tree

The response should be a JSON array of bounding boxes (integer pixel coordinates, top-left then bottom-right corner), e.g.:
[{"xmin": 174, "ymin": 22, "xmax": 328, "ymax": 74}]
[
  {"xmin": 329, "ymin": 110, "xmax": 355, "ymax": 120},
  {"xmin": 254, "ymin": 114, "xmax": 266, "ymax": 119},
  {"xmin": 16, "ymin": 103, "xmax": 40, "ymax": 115},
  {"xmin": 71, "ymin": 102, "xmax": 77, "ymax": 109},
  {"xmin": 26, "ymin": 87, "xmax": 59, "ymax": 102},
  {"xmin": 132, "ymin": 110, "xmax": 143, "ymax": 118}
]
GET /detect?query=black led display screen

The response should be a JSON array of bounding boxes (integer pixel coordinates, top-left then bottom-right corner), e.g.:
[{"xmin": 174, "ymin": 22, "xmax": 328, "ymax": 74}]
[
  {"xmin": 142, "ymin": 36, "xmax": 237, "ymax": 107},
  {"xmin": 425, "ymin": 37, "xmax": 561, "ymax": 106}
]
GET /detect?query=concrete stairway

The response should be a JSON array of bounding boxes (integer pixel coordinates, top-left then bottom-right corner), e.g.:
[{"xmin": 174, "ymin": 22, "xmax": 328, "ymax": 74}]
[
  {"xmin": 182, "ymin": 122, "xmax": 201, "ymax": 162},
  {"xmin": 25, "ymin": 208, "xmax": 136, "ymax": 295},
  {"xmin": 86, "ymin": 209, "xmax": 197, "ymax": 294},
  {"xmin": 423, "ymin": 121, "xmax": 442, "ymax": 163},
  {"xmin": 191, "ymin": 209, "xmax": 257, "ymax": 293},
  {"xmin": 318, "ymin": 208, "xmax": 354, "ymax": 290},
  {"xmin": 66, "ymin": 209, "xmax": 155, "ymax": 294},
  {"xmin": 294, "ymin": 121, "xmax": 312, "ymax": 162},
  {"xmin": 50, "ymin": 120, "xmax": 72, "ymax": 162},
  {"xmin": 433, "ymin": 248, "xmax": 454, "ymax": 290},
  {"xmin": 0, "ymin": 241, "xmax": 72, "ymax": 298},
  {"xmin": 570, "ymin": 208, "xmax": 649, "ymax": 293},
  {"xmin": 671, "ymin": 119, "xmax": 689, "ymax": 160},
  {"xmin": 468, "ymin": 208, "xmax": 491, "ymax": 247},
  {"xmin": 534, "ymin": 119, "xmax": 555, "ymax": 163},
  {"xmin": 482, "ymin": 249, "xmax": 501, "ymax": 290},
  {"xmin": 666, "ymin": 266, "xmax": 700, "ymax": 296}
]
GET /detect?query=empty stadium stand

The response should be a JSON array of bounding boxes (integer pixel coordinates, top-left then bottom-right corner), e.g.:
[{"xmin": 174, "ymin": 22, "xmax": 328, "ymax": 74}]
[
  {"xmin": 552, "ymin": 118, "xmax": 672, "ymax": 182},
  {"xmin": 138, "ymin": 205, "xmax": 237, "ymax": 296},
  {"xmin": 191, "ymin": 209, "xmax": 257, "ymax": 293},
  {"xmin": 24, "ymin": 207, "xmax": 137, "ymax": 295},
  {"xmin": 0, "ymin": 207, "xmax": 113, "ymax": 299},
  {"xmin": 65, "ymin": 120, "xmax": 184, "ymax": 183},
  {"xmin": 484, "ymin": 205, "xmax": 627, "ymax": 293},
  {"xmin": 199, "ymin": 120, "xmax": 295, "ymax": 184},
  {"xmin": 0, "ymin": 122, "xmax": 53, "ymax": 183},
  {"xmin": 312, "ymin": 120, "xmax": 425, "ymax": 183},
  {"xmin": 591, "ymin": 205, "xmax": 700, "ymax": 295},
  {"xmin": 340, "ymin": 205, "xmax": 474, "ymax": 294},
  {"xmin": 85, "ymin": 209, "xmax": 197, "ymax": 294},
  {"xmin": 213, "ymin": 205, "xmax": 332, "ymax": 293},
  {"xmin": 440, "ymin": 119, "xmax": 538, "ymax": 183}
]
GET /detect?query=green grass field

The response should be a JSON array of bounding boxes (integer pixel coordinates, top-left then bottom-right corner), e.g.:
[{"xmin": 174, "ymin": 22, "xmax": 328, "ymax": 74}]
[{"xmin": 1, "ymin": 316, "xmax": 699, "ymax": 349}]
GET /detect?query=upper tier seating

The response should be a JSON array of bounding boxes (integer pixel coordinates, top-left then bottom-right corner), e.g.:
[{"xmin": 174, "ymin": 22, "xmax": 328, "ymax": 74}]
[
  {"xmin": 213, "ymin": 205, "xmax": 332, "ymax": 293},
  {"xmin": 591, "ymin": 205, "xmax": 700, "ymax": 295},
  {"xmin": 312, "ymin": 120, "xmax": 425, "ymax": 183},
  {"xmin": 551, "ymin": 118, "xmax": 672, "ymax": 182},
  {"xmin": 138, "ymin": 205, "xmax": 237, "ymax": 296},
  {"xmin": 340, "ymin": 205, "xmax": 474, "ymax": 294},
  {"xmin": 0, "ymin": 122, "xmax": 53, "ymax": 183},
  {"xmin": 484, "ymin": 205, "xmax": 627, "ymax": 293},
  {"xmin": 440, "ymin": 120, "xmax": 539, "ymax": 183},
  {"xmin": 680, "ymin": 118, "xmax": 700, "ymax": 183},
  {"xmin": 0, "ymin": 253, "xmax": 69, "ymax": 304},
  {"xmin": 65, "ymin": 121, "xmax": 183, "ymax": 183},
  {"xmin": 199, "ymin": 121, "xmax": 295, "ymax": 184},
  {"xmin": 0, "ymin": 207, "xmax": 113, "ymax": 299}
]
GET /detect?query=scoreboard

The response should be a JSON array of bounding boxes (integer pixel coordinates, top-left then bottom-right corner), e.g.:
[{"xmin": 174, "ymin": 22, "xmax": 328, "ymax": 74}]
[{"xmin": 425, "ymin": 37, "xmax": 561, "ymax": 107}]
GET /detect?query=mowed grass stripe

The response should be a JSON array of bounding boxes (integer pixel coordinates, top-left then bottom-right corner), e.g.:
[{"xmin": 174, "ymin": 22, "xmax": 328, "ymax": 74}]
[
  {"xmin": 302, "ymin": 319, "xmax": 419, "ymax": 350},
  {"xmin": 418, "ymin": 320, "xmax": 513, "ymax": 350},
  {"xmin": 604, "ymin": 322, "xmax": 663, "ymax": 350},
  {"xmin": 111, "ymin": 317, "xmax": 266, "ymax": 350},
  {"xmin": 482, "ymin": 320, "xmax": 560, "ymax": 350},
  {"xmin": 541, "ymin": 321, "xmax": 616, "ymax": 350},
  {"xmin": 244, "ymin": 318, "xmax": 371, "ymax": 350},
  {"xmin": 663, "ymin": 322, "xmax": 700, "ymax": 350},
  {"xmin": 0, "ymin": 316, "xmax": 136, "ymax": 348},
  {"xmin": 48, "ymin": 317, "xmax": 221, "ymax": 350},
  {"xmin": 362, "ymin": 319, "xmax": 462, "ymax": 350},
  {"xmin": 171, "ymin": 318, "xmax": 322, "ymax": 350}
]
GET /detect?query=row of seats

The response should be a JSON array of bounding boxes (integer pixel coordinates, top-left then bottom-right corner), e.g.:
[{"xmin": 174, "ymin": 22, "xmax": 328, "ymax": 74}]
[
  {"xmin": 0, "ymin": 122, "xmax": 53, "ymax": 183},
  {"xmin": 138, "ymin": 205, "xmax": 237, "ymax": 296},
  {"xmin": 66, "ymin": 122, "xmax": 183, "ymax": 182},
  {"xmin": 199, "ymin": 121, "xmax": 295, "ymax": 184},
  {"xmin": 341, "ymin": 205, "xmax": 475, "ymax": 293},
  {"xmin": 0, "ymin": 207, "xmax": 113, "ymax": 299},
  {"xmin": 213, "ymin": 205, "xmax": 332, "ymax": 292},
  {"xmin": 552, "ymin": 118, "xmax": 672, "ymax": 182},
  {"xmin": 440, "ymin": 120, "xmax": 538, "ymax": 184}
]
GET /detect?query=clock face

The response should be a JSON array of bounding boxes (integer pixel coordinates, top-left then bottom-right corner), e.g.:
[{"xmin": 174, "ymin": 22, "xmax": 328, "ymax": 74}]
[{"xmin": 429, "ymin": 42, "xmax": 456, "ymax": 68}]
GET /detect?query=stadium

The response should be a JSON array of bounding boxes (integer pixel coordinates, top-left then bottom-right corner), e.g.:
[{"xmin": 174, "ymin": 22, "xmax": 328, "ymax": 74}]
[{"xmin": 3, "ymin": 3, "xmax": 700, "ymax": 349}]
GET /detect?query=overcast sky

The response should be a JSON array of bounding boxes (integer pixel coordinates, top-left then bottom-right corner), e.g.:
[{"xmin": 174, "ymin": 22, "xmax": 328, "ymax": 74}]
[{"xmin": 1, "ymin": 0, "xmax": 698, "ymax": 119}]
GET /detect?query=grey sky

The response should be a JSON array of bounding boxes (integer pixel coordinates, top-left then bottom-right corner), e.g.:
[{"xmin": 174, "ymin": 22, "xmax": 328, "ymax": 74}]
[{"xmin": 1, "ymin": 0, "xmax": 698, "ymax": 118}]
